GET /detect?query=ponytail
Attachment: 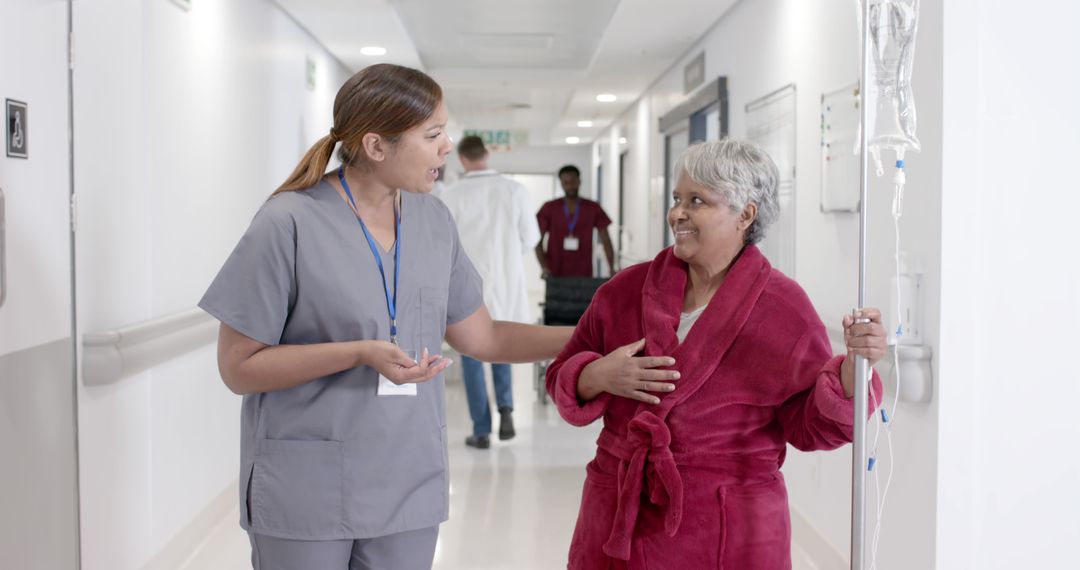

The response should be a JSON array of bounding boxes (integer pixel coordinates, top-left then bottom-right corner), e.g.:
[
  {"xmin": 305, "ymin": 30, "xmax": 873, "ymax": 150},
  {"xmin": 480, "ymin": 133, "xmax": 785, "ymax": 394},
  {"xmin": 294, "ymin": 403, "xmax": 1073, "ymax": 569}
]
[{"xmin": 272, "ymin": 134, "xmax": 337, "ymax": 196}]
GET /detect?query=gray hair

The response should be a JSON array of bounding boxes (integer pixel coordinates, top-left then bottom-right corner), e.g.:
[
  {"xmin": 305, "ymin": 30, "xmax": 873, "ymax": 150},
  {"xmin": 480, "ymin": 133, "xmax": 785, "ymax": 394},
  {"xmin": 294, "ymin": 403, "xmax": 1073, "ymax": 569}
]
[{"xmin": 673, "ymin": 138, "xmax": 780, "ymax": 245}]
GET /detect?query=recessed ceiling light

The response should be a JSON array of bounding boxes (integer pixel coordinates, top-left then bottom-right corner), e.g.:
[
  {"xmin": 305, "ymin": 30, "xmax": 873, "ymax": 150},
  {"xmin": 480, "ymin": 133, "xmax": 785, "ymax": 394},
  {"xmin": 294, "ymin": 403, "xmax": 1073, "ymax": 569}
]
[
  {"xmin": 619, "ymin": 137, "xmax": 628, "ymax": 144},
  {"xmin": 565, "ymin": 136, "xmax": 581, "ymax": 144},
  {"xmin": 360, "ymin": 46, "xmax": 388, "ymax": 56},
  {"xmin": 577, "ymin": 120, "xmax": 594, "ymax": 128},
  {"xmin": 596, "ymin": 94, "xmax": 617, "ymax": 103}
]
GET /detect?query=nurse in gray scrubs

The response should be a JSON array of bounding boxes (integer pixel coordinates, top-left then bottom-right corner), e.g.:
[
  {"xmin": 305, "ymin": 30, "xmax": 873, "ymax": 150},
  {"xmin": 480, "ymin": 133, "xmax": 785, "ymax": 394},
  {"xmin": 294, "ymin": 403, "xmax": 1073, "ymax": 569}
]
[{"xmin": 199, "ymin": 64, "xmax": 574, "ymax": 569}]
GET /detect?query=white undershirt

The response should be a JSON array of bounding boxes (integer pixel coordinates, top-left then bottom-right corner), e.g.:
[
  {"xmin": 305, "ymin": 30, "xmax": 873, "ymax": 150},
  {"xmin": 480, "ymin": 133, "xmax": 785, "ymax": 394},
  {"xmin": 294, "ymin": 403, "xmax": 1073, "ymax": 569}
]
[{"xmin": 676, "ymin": 305, "xmax": 707, "ymax": 344}]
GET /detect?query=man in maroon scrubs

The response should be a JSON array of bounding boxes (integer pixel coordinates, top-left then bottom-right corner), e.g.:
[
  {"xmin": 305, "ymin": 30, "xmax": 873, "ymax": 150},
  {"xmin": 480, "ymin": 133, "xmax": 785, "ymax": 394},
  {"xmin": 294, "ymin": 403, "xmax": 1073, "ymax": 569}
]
[{"xmin": 535, "ymin": 165, "xmax": 616, "ymax": 278}]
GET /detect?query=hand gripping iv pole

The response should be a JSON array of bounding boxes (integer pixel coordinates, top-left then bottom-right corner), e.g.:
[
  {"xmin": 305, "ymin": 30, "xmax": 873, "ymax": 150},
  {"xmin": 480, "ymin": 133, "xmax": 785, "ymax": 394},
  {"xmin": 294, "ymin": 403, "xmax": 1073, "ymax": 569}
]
[{"xmin": 851, "ymin": 0, "xmax": 872, "ymax": 568}]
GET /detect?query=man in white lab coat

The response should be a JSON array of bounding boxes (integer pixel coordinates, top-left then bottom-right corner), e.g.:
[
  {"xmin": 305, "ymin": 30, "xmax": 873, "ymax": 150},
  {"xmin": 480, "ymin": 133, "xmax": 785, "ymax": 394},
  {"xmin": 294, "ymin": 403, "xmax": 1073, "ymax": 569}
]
[{"xmin": 441, "ymin": 135, "xmax": 541, "ymax": 449}]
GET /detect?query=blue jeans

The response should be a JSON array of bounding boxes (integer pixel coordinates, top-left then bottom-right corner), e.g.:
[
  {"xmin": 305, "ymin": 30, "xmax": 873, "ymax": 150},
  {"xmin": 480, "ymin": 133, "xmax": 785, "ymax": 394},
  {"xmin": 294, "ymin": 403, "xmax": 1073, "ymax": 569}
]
[{"xmin": 460, "ymin": 355, "xmax": 512, "ymax": 437}]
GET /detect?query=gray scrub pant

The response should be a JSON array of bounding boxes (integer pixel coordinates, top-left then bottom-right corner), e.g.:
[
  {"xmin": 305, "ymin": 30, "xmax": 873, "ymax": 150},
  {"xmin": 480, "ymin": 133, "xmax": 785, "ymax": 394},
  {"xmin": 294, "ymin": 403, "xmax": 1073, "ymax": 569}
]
[{"xmin": 248, "ymin": 526, "xmax": 439, "ymax": 570}]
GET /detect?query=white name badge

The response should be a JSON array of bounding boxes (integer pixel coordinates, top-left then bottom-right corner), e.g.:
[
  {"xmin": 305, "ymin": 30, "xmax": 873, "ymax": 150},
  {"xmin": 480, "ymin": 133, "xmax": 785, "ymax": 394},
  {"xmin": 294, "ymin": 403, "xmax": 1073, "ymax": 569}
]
[
  {"xmin": 378, "ymin": 374, "xmax": 418, "ymax": 396},
  {"xmin": 563, "ymin": 236, "xmax": 580, "ymax": 251}
]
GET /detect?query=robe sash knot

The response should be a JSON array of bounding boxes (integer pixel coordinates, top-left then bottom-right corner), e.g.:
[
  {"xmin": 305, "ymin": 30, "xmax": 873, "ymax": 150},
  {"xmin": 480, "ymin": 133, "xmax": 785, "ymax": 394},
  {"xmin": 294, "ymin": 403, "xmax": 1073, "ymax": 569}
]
[{"xmin": 600, "ymin": 411, "xmax": 682, "ymax": 560}]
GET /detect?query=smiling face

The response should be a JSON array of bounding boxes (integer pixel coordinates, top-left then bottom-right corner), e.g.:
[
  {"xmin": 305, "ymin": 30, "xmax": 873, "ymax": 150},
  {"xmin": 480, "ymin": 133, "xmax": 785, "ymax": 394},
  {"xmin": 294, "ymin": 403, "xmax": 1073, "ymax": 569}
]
[
  {"xmin": 376, "ymin": 100, "xmax": 453, "ymax": 193},
  {"xmin": 667, "ymin": 172, "xmax": 757, "ymax": 269}
]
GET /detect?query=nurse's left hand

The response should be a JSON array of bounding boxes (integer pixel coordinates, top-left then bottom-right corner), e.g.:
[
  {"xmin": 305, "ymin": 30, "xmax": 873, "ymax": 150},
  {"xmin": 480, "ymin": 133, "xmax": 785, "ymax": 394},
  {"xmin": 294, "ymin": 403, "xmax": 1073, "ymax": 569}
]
[{"xmin": 362, "ymin": 342, "xmax": 451, "ymax": 385}]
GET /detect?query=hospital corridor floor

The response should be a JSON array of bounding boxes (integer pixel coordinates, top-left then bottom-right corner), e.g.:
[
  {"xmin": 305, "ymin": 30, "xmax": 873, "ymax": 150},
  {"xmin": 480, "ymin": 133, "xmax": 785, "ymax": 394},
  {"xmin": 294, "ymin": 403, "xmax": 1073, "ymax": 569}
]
[{"xmin": 193, "ymin": 362, "xmax": 821, "ymax": 570}]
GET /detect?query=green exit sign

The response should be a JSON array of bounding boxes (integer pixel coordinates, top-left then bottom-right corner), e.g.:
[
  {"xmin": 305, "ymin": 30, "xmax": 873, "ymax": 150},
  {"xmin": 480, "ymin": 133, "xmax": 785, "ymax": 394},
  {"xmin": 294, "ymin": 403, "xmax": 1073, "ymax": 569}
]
[{"xmin": 462, "ymin": 129, "xmax": 529, "ymax": 152}]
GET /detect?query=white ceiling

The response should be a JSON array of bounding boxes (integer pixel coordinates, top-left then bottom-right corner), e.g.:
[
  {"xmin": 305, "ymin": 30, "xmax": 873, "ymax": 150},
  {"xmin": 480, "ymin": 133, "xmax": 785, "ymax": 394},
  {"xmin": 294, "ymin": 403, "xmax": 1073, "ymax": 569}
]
[{"xmin": 275, "ymin": 0, "xmax": 738, "ymax": 146}]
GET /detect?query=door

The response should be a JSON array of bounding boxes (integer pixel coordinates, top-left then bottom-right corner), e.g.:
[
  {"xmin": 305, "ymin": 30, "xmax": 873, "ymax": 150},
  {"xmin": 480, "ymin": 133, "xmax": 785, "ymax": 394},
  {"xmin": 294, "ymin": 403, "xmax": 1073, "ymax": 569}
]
[
  {"xmin": 595, "ymin": 163, "xmax": 603, "ymax": 275},
  {"xmin": 662, "ymin": 128, "xmax": 691, "ymax": 248},
  {"xmin": 617, "ymin": 150, "xmax": 628, "ymax": 265},
  {"xmin": 0, "ymin": 1, "xmax": 80, "ymax": 568},
  {"xmin": 658, "ymin": 78, "xmax": 728, "ymax": 249}
]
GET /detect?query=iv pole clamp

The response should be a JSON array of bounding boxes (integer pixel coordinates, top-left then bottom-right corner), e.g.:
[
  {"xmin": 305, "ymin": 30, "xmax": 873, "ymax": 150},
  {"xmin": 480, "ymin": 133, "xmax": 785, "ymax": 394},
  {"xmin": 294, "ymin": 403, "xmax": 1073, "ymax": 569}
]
[{"xmin": 851, "ymin": 0, "xmax": 872, "ymax": 568}]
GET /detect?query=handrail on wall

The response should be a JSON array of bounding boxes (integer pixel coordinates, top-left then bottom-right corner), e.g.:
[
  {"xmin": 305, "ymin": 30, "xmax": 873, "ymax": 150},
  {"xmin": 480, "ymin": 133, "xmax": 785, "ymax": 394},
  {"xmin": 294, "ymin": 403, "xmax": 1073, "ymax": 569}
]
[
  {"xmin": 825, "ymin": 325, "xmax": 932, "ymax": 360},
  {"xmin": 82, "ymin": 308, "xmax": 218, "ymax": 386},
  {"xmin": 826, "ymin": 325, "xmax": 933, "ymax": 403}
]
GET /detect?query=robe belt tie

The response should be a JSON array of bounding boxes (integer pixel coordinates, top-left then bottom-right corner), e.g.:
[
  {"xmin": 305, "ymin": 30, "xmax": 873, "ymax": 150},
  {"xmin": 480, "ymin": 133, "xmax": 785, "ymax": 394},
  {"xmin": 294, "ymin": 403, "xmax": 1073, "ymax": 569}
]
[{"xmin": 600, "ymin": 412, "xmax": 684, "ymax": 560}]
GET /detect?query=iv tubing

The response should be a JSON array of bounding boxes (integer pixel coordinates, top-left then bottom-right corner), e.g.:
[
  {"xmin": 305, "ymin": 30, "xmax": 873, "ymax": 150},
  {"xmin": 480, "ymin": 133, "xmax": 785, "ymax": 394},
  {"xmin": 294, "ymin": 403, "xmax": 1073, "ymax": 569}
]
[{"xmin": 870, "ymin": 171, "xmax": 905, "ymax": 569}]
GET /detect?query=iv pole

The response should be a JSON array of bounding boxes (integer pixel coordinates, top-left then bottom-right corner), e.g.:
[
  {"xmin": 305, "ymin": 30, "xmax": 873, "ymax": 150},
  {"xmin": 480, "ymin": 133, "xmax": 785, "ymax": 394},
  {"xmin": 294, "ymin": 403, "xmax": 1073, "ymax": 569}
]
[{"xmin": 851, "ymin": 0, "xmax": 872, "ymax": 568}]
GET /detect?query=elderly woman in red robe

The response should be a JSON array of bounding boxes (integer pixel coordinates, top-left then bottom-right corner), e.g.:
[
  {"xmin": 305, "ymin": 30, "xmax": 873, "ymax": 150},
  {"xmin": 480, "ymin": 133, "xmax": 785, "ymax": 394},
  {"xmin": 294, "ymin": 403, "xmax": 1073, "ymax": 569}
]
[{"xmin": 546, "ymin": 138, "xmax": 886, "ymax": 569}]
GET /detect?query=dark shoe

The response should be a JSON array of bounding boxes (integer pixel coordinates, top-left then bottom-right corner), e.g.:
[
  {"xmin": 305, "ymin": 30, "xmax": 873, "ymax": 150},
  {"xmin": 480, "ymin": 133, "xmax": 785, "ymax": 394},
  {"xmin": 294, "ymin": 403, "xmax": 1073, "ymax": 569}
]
[
  {"xmin": 498, "ymin": 407, "xmax": 516, "ymax": 441},
  {"xmin": 465, "ymin": 435, "xmax": 490, "ymax": 449}
]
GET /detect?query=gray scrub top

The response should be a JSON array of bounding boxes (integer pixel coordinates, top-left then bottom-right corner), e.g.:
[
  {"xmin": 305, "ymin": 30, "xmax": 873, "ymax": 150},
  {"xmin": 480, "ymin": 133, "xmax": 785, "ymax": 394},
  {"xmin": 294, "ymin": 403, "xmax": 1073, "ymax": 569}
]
[{"xmin": 199, "ymin": 180, "xmax": 483, "ymax": 541}]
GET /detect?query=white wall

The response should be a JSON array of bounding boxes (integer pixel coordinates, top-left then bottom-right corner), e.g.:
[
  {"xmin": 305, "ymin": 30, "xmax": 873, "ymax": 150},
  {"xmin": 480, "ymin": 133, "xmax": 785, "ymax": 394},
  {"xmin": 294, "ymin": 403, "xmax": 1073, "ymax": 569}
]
[
  {"xmin": 937, "ymin": 1, "xmax": 1080, "ymax": 568},
  {"xmin": 72, "ymin": 1, "xmax": 350, "ymax": 567},
  {"xmin": 594, "ymin": 0, "xmax": 942, "ymax": 567}
]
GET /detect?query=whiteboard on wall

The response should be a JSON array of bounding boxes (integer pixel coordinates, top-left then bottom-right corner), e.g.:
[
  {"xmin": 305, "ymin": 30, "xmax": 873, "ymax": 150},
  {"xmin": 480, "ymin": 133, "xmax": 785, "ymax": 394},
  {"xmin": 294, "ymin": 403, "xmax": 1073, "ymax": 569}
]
[
  {"xmin": 745, "ymin": 84, "xmax": 796, "ymax": 277},
  {"xmin": 820, "ymin": 83, "xmax": 861, "ymax": 212}
]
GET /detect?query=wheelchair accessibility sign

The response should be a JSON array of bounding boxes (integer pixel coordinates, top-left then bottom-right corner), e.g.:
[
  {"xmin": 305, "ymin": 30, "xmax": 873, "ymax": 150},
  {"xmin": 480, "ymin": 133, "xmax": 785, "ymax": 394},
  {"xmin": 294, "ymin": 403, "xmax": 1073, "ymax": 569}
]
[{"xmin": 6, "ymin": 99, "xmax": 27, "ymax": 159}]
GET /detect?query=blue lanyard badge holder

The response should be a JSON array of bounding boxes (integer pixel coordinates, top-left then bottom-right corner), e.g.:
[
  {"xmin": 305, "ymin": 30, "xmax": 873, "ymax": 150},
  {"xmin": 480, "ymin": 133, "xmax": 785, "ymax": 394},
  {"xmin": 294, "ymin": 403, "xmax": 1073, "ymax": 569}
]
[{"xmin": 338, "ymin": 167, "xmax": 416, "ymax": 396}]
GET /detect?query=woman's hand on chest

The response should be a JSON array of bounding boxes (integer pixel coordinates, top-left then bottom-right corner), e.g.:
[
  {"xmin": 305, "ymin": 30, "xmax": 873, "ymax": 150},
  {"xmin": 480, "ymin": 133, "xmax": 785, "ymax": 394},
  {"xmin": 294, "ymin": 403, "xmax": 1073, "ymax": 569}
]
[{"xmin": 577, "ymin": 338, "xmax": 680, "ymax": 405}]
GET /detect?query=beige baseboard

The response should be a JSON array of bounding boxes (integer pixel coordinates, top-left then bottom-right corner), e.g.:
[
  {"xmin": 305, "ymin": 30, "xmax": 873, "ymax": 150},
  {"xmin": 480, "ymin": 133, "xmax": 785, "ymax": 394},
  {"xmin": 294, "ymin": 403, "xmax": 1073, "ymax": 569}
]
[
  {"xmin": 791, "ymin": 506, "xmax": 847, "ymax": 570},
  {"xmin": 141, "ymin": 480, "xmax": 237, "ymax": 570}
]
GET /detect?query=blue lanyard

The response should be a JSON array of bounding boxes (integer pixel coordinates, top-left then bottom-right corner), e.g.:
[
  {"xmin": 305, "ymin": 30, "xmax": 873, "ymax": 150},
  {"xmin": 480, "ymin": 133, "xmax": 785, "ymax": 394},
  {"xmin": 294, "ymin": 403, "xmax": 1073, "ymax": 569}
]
[
  {"xmin": 338, "ymin": 167, "xmax": 402, "ymax": 344},
  {"xmin": 563, "ymin": 199, "xmax": 581, "ymax": 234}
]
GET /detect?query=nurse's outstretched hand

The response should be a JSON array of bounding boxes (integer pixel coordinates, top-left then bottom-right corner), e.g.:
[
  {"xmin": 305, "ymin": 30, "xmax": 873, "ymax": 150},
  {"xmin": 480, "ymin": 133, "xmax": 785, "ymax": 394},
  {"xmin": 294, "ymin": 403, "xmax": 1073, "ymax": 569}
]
[{"xmin": 364, "ymin": 342, "xmax": 452, "ymax": 385}]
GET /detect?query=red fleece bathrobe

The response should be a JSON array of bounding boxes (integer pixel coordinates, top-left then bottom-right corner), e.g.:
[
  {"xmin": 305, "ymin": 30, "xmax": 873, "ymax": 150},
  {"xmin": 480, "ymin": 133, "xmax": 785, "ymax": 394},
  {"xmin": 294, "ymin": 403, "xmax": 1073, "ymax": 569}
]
[{"xmin": 547, "ymin": 245, "xmax": 881, "ymax": 570}]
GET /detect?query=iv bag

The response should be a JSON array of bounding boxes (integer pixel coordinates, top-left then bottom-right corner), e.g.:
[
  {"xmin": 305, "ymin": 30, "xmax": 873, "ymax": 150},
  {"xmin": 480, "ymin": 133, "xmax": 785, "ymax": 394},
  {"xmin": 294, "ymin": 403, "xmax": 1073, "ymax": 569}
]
[{"xmin": 856, "ymin": 0, "xmax": 921, "ymax": 166}]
